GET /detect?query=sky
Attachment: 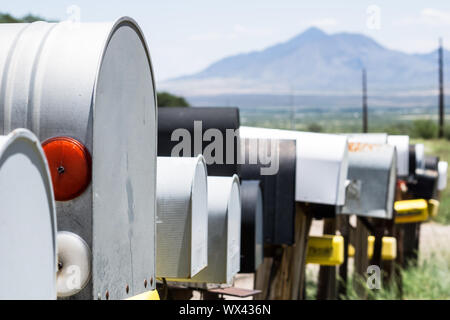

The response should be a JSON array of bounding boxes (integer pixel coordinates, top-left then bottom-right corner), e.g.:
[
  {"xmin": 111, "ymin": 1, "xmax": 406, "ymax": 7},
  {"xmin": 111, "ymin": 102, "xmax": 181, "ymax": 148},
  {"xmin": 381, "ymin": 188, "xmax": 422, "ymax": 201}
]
[{"xmin": 4, "ymin": 1, "xmax": 450, "ymax": 82}]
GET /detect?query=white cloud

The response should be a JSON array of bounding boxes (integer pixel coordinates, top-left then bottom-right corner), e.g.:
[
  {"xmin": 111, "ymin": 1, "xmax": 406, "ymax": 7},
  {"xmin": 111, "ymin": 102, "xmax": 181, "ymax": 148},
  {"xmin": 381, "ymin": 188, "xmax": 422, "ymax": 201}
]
[
  {"xmin": 421, "ymin": 8, "xmax": 450, "ymax": 25},
  {"xmin": 396, "ymin": 8, "xmax": 450, "ymax": 27}
]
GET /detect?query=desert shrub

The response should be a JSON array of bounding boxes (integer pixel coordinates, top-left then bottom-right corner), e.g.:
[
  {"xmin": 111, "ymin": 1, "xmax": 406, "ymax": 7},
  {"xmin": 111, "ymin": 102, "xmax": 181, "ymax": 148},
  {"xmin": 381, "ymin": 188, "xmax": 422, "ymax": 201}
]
[{"xmin": 411, "ymin": 120, "xmax": 438, "ymax": 139}]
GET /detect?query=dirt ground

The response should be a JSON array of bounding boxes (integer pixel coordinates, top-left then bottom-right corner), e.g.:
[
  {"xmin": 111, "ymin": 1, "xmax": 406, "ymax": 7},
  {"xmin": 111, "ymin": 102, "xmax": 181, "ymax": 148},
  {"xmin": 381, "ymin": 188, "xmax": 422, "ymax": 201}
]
[{"xmin": 418, "ymin": 221, "xmax": 450, "ymax": 261}]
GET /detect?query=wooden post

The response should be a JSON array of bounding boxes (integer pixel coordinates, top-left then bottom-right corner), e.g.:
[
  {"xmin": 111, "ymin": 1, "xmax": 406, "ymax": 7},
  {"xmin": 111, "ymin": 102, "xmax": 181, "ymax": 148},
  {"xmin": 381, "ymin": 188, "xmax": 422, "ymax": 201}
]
[
  {"xmin": 337, "ymin": 215, "xmax": 350, "ymax": 299},
  {"xmin": 381, "ymin": 218, "xmax": 396, "ymax": 286},
  {"xmin": 316, "ymin": 218, "xmax": 337, "ymax": 300},
  {"xmin": 402, "ymin": 223, "xmax": 420, "ymax": 268},
  {"xmin": 369, "ymin": 219, "xmax": 384, "ymax": 269},
  {"xmin": 254, "ymin": 257, "xmax": 274, "ymax": 299},
  {"xmin": 291, "ymin": 203, "xmax": 313, "ymax": 299},
  {"xmin": 266, "ymin": 203, "xmax": 312, "ymax": 299},
  {"xmin": 354, "ymin": 217, "xmax": 369, "ymax": 298}
]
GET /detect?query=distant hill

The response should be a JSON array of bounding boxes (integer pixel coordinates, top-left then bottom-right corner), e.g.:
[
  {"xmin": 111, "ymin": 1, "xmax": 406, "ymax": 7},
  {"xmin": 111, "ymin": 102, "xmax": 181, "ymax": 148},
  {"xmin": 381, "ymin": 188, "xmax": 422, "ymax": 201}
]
[
  {"xmin": 159, "ymin": 27, "xmax": 450, "ymax": 106},
  {"xmin": 0, "ymin": 12, "xmax": 53, "ymax": 23}
]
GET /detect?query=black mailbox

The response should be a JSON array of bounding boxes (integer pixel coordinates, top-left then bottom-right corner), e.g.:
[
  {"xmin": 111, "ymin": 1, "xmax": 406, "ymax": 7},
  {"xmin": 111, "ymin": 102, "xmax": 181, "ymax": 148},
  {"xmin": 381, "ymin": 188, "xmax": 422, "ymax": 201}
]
[
  {"xmin": 239, "ymin": 180, "xmax": 264, "ymax": 273},
  {"xmin": 239, "ymin": 138, "xmax": 296, "ymax": 245},
  {"xmin": 158, "ymin": 107, "xmax": 240, "ymax": 177}
]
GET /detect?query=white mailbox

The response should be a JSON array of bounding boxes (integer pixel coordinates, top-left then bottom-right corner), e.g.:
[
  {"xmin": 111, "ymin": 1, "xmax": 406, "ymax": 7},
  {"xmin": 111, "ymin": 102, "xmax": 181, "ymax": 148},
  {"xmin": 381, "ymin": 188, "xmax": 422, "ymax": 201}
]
[
  {"xmin": 388, "ymin": 135, "xmax": 410, "ymax": 177},
  {"xmin": 0, "ymin": 18, "xmax": 157, "ymax": 299},
  {"xmin": 342, "ymin": 143, "xmax": 397, "ymax": 219},
  {"xmin": 156, "ymin": 156, "xmax": 208, "ymax": 280},
  {"xmin": 438, "ymin": 161, "xmax": 448, "ymax": 191},
  {"xmin": 0, "ymin": 129, "xmax": 57, "ymax": 299},
  {"xmin": 184, "ymin": 175, "xmax": 241, "ymax": 284},
  {"xmin": 239, "ymin": 126, "xmax": 348, "ymax": 206}
]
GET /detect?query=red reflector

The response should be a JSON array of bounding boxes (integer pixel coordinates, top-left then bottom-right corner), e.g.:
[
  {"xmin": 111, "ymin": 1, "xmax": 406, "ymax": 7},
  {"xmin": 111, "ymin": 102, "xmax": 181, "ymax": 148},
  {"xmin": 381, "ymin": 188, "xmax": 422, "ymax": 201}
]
[{"xmin": 42, "ymin": 137, "xmax": 91, "ymax": 201}]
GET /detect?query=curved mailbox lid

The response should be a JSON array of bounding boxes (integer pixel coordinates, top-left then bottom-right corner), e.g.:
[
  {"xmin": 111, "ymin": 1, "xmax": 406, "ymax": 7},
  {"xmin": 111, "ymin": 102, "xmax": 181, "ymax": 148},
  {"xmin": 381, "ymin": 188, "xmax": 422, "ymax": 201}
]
[
  {"xmin": 0, "ymin": 18, "xmax": 157, "ymax": 299},
  {"xmin": 239, "ymin": 126, "xmax": 348, "ymax": 206},
  {"xmin": 158, "ymin": 107, "xmax": 240, "ymax": 177},
  {"xmin": 239, "ymin": 138, "xmax": 296, "ymax": 245},
  {"xmin": 185, "ymin": 175, "xmax": 241, "ymax": 284},
  {"xmin": 342, "ymin": 142, "xmax": 397, "ymax": 219},
  {"xmin": 346, "ymin": 133, "xmax": 388, "ymax": 144},
  {"xmin": 438, "ymin": 161, "xmax": 448, "ymax": 191},
  {"xmin": 156, "ymin": 156, "xmax": 208, "ymax": 279},
  {"xmin": 0, "ymin": 129, "xmax": 57, "ymax": 299},
  {"xmin": 239, "ymin": 180, "xmax": 264, "ymax": 273},
  {"xmin": 387, "ymin": 135, "xmax": 410, "ymax": 177}
]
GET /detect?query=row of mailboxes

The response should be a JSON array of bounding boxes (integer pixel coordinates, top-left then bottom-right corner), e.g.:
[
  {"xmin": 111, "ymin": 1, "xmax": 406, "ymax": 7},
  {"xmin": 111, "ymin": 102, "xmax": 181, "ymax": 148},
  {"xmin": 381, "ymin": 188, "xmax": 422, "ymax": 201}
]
[
  {"xmin": 156, "ymin": 119, "xmax": 421, "ymax": 281},
  {"xmin": 155, "ymin": 156, "xmax": 242, "ymax": 284},
  {"xmin": 1, "ymin": 17, "xmax": 448, "ymax": 300}
]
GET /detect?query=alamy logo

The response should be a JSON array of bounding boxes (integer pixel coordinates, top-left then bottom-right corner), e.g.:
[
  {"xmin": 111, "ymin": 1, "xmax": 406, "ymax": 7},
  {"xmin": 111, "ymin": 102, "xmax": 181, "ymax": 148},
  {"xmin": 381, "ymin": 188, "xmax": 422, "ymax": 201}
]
[
  {"xmin": 66, "ymin": 5, "xmax": 81, "ymax": 23},
  {"xmin": 170, "ymin": 121, "xmax": 279, "ymax": 175},
  {"xmin": 366, "ymin": 5, "xmax": 381, "ymax": 30},
  {"xmin": 367, "ymin": 265, "xmax": 381, "ymax": 289},
  {"xmin": 65, "ymin": 265, "xmax": 82, "ymax": 290}
]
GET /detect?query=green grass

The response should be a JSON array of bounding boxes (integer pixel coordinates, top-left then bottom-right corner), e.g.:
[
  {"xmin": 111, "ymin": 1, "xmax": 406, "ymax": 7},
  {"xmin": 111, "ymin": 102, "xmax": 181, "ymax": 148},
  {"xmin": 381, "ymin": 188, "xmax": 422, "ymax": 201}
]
[
  {"xmin": 305, "ymin": 250, "xmax": 450, "ymax": 300},
  {"xmin": 343, "ymin": 251, "xmax": 450, "ymax": 300},
  {"xmin": 412, "ymin": 138, "xmax": 450, "ymax": 224}
]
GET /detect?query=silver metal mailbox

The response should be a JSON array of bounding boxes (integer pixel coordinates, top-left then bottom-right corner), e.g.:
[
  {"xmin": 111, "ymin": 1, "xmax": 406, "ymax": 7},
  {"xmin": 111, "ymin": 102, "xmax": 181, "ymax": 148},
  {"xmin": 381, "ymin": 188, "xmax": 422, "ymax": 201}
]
[
  {"xmin": 0, "ymin": 18, "xmax": 157, "ymax": 299},
  {"xmin": 184, "ymin": 175, "xmax": 241, "ymax": 284},
  {"xmin": 0, "ymin": 129, "xmax": 57, "ymax": 299},
  {"xmin": 156, "ymin": 156, "xmax": 208, "ymax": 280},
  {"xmin": 239, "ymin": 126, "xmax": 348, "ymax": 206},
  {"xmin": 342, "ymin": 142, "xmax": 397, "ymax": 219},
  {"xmin": 388, "ymin": 135, "xmax": 410, "ymax": 178}
]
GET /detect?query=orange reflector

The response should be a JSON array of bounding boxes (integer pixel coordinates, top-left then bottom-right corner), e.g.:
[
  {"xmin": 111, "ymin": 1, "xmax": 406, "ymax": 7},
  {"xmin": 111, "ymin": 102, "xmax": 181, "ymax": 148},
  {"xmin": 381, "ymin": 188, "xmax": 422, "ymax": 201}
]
[{"xmin": 42, "ymin": 136, "xmax": 91, "ymax": 201}]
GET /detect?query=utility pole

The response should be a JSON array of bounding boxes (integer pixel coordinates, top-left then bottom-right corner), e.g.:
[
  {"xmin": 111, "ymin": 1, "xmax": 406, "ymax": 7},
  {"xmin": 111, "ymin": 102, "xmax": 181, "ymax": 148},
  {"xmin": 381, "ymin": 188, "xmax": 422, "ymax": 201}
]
[
  {"xmin": 362, "ymin": 68, "xmax": 368, "ymax": 133},
  {"xmin": 439, "ymin": 38, "xmax": 445, "ymax": 138},
  {"xmin": 290, "ymin": 86, "xmax": 295, "ymax": 130}
]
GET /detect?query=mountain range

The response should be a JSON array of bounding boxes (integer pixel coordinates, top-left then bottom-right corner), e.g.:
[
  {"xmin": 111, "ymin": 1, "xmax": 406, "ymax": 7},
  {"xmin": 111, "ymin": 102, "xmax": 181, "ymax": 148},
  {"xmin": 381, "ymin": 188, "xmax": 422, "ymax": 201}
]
[{"xmin": 159, "ymin": 27, "xmax": 450, "ymax": 107}]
